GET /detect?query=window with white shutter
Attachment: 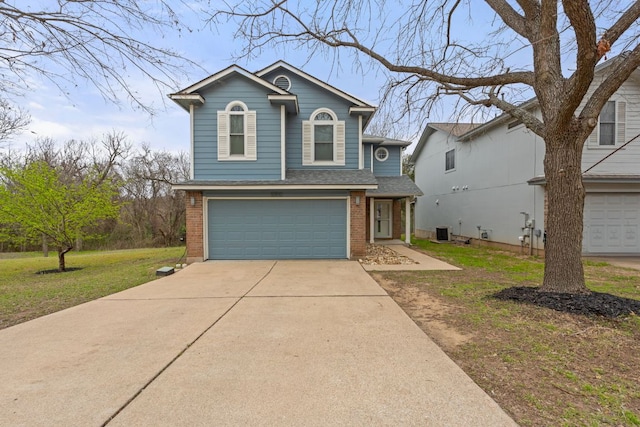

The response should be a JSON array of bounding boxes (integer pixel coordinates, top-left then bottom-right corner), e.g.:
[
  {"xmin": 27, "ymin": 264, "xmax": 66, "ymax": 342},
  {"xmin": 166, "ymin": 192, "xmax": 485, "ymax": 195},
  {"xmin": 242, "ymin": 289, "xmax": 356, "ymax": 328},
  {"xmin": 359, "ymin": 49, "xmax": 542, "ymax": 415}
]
[
  {"xmin": 302, "ymin": 108, "xmax": 345, "ymax": 165},
  {"xmin": 218, "ymin": 101, "xmax": 257, "ymax": 161},
  {"xmin": 588, "ymin": 100, "xmax": 626, "ymax": 148}
]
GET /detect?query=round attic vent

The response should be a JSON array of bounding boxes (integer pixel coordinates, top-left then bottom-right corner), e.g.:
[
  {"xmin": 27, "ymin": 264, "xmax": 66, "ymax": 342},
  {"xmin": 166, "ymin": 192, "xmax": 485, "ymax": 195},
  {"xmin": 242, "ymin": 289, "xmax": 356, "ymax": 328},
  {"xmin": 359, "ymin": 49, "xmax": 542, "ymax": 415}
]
[{"xmin": 273, "ymin": 75, "xmax": 291, "ymax": 91}]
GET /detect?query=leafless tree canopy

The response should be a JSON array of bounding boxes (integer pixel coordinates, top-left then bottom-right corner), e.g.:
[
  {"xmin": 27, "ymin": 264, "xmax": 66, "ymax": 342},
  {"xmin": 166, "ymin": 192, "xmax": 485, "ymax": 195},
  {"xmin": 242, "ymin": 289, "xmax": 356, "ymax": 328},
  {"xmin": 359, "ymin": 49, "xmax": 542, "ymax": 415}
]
[
  {"xmin": 0, "ymin": 1, "xmax": 199, "ymax": 114},
  {"xmin": 213, "ymin": 0, "xmax": 640, "ymax": 134},
  {"xmin": 0, "ymin": 99, "xmax": 30, "ymax": 143},
  {"xmin": 212, "ymin": 1, "xmax": 640, "ymax": 293}
]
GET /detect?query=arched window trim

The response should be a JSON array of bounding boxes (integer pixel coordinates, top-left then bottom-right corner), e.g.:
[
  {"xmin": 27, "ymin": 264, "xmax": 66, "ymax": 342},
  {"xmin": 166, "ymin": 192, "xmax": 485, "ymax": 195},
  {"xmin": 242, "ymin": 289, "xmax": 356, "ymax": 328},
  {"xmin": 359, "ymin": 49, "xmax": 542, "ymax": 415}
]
[
  {"xmin": 218, "ymin": 100, "xmax": 257, "ymax": 161},
  {"xmin": 302, "ymin": 108, "xmax": 345, "ymax": 166}
]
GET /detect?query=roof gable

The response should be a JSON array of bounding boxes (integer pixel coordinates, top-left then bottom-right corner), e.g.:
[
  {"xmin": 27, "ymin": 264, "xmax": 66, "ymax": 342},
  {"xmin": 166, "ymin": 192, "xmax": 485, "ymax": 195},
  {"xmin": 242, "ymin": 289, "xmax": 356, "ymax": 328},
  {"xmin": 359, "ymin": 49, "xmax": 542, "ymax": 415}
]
[
  {"xmin": 256, "ymin": 60, "xmax": 375, "ymax": 108},
  {"xmin": 174, "ymin": 64, "xmax": 289, "ymax": 96}
]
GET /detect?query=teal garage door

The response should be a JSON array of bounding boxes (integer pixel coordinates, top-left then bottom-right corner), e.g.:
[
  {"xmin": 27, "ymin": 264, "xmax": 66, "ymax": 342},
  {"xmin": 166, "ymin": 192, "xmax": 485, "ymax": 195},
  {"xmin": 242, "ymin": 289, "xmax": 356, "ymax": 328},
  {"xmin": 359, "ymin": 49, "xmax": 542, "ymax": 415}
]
[{"xmin": 207, "ymin": 199, "xmax": 347, "ymax": 259}]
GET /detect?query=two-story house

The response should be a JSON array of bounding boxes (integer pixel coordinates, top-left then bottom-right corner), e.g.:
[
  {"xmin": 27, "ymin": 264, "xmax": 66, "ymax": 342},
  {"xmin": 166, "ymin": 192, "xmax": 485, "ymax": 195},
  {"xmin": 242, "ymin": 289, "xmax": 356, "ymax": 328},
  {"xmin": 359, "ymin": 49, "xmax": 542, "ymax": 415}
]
[
  {"xmin": 170, "ymin": 61, "xmax": 422, "ymax": 262},
  {"xmin": 411, "ymin": 60, "xmax": 640, "ymax": 256}
]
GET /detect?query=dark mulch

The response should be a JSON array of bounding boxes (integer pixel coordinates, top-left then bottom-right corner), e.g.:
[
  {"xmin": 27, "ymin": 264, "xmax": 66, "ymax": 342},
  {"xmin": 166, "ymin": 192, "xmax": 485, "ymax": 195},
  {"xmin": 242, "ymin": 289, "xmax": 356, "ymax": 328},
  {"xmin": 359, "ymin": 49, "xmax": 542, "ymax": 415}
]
[
  {"xmin": 35, "ymin": 267, "xmax": 83, "ymax": 275},
  {"xmin": 494, "ymin": 286, "xmax": 640, "ymax": 318}
]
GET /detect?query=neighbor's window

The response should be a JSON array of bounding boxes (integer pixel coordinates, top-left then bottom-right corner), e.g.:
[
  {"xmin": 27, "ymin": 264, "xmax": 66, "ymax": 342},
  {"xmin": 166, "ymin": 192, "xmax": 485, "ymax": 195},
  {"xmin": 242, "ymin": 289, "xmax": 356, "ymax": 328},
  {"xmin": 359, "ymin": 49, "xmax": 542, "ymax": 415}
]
[
  {"xmin": 445, "ymin": 149, "xmax": 455, "ymax": 171},
  {"xmin": 599, "ymin": 101, "xmax": 615, "ymax": 146}
]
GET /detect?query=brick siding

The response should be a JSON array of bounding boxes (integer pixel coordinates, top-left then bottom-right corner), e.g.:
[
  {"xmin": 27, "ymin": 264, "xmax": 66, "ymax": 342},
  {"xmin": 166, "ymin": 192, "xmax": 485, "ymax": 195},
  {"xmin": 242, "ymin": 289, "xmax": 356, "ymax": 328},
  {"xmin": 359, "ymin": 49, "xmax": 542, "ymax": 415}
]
[
  {"xmin": 350, "ymin": 191, "xmax": 367, "ymax": 258},
  {"xmin": 185, "ymin": 191, "xmax": 204, "ymax": 262}
]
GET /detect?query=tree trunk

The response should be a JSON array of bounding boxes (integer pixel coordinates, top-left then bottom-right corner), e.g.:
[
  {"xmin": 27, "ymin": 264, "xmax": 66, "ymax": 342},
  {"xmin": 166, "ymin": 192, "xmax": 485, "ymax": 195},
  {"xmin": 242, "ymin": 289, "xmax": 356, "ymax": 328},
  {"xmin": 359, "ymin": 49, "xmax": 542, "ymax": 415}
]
[
  {"xmin": 540, "ymin": 133, "xmax": 589, "ymax": 294},
  {"xmin": 42, "ymin": 233, "xmax": 48, "ymax": 257},
  {"xmin": 57, "ymin": 246, "xmax": 72, "ymax": 272}
]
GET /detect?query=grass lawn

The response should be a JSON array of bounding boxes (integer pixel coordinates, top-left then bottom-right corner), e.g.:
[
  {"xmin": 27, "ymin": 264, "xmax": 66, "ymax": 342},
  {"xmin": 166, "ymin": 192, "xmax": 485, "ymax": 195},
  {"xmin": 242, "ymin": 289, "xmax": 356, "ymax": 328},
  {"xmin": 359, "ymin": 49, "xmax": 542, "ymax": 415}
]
[
  {"xmin": 372, "ymin": 239, "xmax": 640, "ymax": 427},
  {"xmin": 0, "ymin": 247, "xmax": 185, "ymax": 329}
]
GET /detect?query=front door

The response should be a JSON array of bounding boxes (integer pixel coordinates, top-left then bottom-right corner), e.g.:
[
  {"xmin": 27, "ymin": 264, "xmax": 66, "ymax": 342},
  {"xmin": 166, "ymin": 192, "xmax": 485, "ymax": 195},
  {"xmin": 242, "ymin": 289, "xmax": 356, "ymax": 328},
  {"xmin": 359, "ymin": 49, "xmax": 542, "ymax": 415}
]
[{"xmin": 374, "ymin": 200, "xmax": 392, "ymax": 238}]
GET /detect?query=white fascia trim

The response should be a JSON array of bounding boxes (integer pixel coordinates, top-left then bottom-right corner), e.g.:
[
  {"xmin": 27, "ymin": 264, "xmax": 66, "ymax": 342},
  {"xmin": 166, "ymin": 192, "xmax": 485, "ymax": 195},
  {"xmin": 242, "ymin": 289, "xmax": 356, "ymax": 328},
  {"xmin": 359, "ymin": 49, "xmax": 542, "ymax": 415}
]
[
  {"xmin": 179, "ymin": 65, "xmax": 290, "ymax": 95},
  {"xmin": 281, "ymin": 105, "xmax": 286, "ymax": 180},
  {"xmin": 203, "ymin": 196, "xmax": 209, "ymax": 260},
  {"xmin": 268, "ymin": 94, "xmax": 299, "ymax": 113},
  {"xmin": 358, "ymin": 115, "xmax": 363, "ymax": 170},
  {"xmin": 349, "ymin": 106, "xmax": 376, "ymax": 114},
  {"xmin": 169, "ymin": 93, "xmax": 205, "ymax": 103},
  {"xmin": 206, "ymin": 196, "xmax": 349, "ymax": 200},
  {"xmin": 173, "ymin": 184, "xmax": 378, "ymax": 191},
  {"xmin": 370, "ymin": 146, "xmax": 374, "ymax": 172},
  {"xmin": 189, "ymin": 104, "xmax": 195, "ymax": 179},
  {"xmin": 346, "ymin": 197, "xmax": 351, "ymax": 258},
  {"xmin": 256, "ymin": 61, "xmax": 374, "ymax": 107}
]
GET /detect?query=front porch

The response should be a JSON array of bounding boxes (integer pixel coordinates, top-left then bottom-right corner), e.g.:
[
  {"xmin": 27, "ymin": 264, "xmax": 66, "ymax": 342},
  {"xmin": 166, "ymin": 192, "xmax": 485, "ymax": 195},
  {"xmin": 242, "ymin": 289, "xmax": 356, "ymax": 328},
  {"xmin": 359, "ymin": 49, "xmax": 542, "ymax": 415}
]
[{"xmin": 365, "ymin": 175, "xmax": 423, "ymax": 246}]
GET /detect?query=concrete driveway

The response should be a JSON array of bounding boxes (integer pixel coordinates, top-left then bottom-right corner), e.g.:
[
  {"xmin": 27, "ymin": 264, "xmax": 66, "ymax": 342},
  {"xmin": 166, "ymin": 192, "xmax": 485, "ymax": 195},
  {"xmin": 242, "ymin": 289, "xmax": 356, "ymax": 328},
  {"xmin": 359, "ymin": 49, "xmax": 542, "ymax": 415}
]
[{"xmin": 0, "ymin": 260, "xmax": 516, "ymax": 426}]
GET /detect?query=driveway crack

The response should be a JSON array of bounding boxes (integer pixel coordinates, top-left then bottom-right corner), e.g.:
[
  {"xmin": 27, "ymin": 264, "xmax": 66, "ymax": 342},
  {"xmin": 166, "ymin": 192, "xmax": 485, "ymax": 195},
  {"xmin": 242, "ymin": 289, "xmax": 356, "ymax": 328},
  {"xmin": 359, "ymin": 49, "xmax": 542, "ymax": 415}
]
[{"xmin": 101, "ymin": 261, "xmax": 278, "ymax": 426}]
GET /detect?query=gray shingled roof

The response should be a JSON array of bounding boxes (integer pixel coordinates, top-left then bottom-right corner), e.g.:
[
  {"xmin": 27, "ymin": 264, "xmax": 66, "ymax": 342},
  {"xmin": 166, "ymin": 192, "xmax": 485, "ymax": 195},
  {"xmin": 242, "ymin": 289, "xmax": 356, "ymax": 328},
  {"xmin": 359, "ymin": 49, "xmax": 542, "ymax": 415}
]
[
  {"xmin": 366, "ymin": 175, "xmax": 423, "ymax": 197},
  {"xmin": 173, "ymin": 169, "xmax": 378, "ymax": 188}
]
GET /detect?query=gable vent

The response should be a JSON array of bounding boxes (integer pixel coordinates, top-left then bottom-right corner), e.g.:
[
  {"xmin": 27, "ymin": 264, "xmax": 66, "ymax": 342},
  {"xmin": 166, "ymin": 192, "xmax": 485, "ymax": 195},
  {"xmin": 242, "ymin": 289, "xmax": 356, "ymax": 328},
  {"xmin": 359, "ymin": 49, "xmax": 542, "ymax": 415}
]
[{"xmin": 273, "ymin": 75, "xmax": 291, "ymax": 91}]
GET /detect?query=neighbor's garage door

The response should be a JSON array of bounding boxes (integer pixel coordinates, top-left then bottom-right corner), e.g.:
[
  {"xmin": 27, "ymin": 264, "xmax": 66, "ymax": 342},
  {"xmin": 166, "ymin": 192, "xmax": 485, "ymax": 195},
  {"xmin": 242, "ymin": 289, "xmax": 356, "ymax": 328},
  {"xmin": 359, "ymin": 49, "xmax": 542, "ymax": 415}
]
[
  {"xmin": 583, "ymin": 193, "xmax": 640, "ymax": 254},
  {"xmin": 207, "ymin": 199, "xmax": 347, "ymax": 259}
]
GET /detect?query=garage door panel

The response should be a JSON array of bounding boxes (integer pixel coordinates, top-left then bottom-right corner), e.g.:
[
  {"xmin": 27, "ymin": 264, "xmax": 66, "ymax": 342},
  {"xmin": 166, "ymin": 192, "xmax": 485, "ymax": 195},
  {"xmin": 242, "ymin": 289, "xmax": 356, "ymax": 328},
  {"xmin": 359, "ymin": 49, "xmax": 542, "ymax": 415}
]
[
  {"xmin": 584, "ymin": 193, "xmax": 640, "ymax": 254},
  {"xmin": 208, "ymin": 199, "xmax": 347, "ymax": 259}
]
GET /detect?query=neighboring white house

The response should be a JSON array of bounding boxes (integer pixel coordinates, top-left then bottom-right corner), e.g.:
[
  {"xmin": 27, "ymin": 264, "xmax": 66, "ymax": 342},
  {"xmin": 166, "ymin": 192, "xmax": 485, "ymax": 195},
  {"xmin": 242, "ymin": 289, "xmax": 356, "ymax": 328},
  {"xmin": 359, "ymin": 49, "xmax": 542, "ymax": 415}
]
[{"xmin": 411, "ymin": 61, "xmax": 640, "ymax": 256}]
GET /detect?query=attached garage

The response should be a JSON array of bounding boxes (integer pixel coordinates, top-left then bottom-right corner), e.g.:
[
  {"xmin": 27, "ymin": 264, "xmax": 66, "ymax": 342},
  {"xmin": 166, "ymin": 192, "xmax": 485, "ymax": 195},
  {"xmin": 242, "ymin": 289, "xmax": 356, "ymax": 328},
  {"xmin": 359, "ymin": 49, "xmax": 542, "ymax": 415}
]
[
  {"xmin": 583, "ymin": 193, "xmax": 640, "ymax": 254},
  {"xmin": 206, "ymin": 198, "xmax": 348, "ymax": 259}
]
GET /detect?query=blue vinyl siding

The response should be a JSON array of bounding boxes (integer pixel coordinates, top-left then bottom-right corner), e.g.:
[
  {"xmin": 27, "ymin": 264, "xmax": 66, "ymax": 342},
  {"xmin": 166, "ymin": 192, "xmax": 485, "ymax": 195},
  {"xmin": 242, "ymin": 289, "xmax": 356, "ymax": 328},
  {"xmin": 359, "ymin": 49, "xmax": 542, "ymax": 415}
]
[
  {"xmin": 364, "ymin": 144, "xmax": 372, "ymax": 170},
  {"xmin": 262, "ymin": 69, "xmax": 360, "ymax": 170},
  {"xmin": 373, "ymin": 145, "xmax": 402, "ymax": 176},
  {"xmin": 207, "ymin": 198, "xmax": 347, "ymax": 259},
  {"xmin": 193, "ymin": 76, "xmax": 281, "ymax": 180}
]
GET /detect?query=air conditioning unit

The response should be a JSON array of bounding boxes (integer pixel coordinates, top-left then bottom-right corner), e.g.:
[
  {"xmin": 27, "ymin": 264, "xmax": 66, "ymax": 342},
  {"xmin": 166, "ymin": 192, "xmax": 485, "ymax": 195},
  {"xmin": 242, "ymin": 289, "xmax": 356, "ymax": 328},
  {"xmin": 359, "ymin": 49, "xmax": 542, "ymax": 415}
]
[{"xmin": 436, "ymin": 227, "xmax": 450, "ymax": 241}]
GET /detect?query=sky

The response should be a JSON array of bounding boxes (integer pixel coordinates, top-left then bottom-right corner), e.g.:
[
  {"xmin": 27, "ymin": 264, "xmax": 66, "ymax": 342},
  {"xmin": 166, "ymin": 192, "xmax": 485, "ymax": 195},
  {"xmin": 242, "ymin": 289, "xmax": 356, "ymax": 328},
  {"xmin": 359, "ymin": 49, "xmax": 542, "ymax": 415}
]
[
  {"xmin": 6, "ymin": 1, "xmax": 619, "ymax": 155},
  {"xmin": 7, "ymin": 2, "xmax": 393, "ymax": 155}
]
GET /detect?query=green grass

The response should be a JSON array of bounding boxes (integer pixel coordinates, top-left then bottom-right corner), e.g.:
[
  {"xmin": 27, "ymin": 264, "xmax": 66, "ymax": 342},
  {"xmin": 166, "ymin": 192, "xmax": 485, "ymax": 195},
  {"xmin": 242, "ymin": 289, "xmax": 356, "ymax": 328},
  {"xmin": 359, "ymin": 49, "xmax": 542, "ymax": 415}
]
[
  {"xmin": 376, "ymin": 237, "xmax": 640, "ymax": 427},
  {"xmin": 0, "ymin": 247, "xmax": 185, "ymax": 329}
]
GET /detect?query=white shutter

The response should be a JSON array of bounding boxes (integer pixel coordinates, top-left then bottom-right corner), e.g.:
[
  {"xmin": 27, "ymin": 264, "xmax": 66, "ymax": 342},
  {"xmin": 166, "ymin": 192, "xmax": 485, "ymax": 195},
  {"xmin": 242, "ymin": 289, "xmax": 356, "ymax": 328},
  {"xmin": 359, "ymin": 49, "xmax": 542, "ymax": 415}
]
[
  {"xmin": 617, "ymin": 101, "xmax": 626, "ymax": 145},
  {"xmin": 335, "ymin": 121, "xmax": 345, "ymax": 165},
  {"xmin": 217, "ymin": 111, "xmax": 229, "ymax": 160},
  {"xmin": 246, "ymin": 111, "xmax": 257, "ymax": 160},
  {"xmin": 302, "ymin": 120, "xmax": 313, "ymax": 165}
]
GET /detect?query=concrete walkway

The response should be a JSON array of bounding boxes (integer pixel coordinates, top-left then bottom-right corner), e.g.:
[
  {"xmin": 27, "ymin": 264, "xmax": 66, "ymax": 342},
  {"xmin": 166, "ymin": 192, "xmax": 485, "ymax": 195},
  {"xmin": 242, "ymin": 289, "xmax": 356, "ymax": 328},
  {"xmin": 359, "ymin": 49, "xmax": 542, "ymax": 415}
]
[
  {"xmin": 362, "ymin": 244, "xmax": 461, "ymax": 271},
  {"xmin": 0, "ymin": 260, "xmax": 516, "ymax": 426}
]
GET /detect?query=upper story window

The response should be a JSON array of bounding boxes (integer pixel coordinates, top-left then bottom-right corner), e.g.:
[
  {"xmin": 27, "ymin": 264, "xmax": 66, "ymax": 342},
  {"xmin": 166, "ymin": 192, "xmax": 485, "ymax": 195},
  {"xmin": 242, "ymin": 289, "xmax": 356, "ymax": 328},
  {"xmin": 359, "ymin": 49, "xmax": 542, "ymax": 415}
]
[
  {"xmin": 217, "ymin": 101, "xmax": 257, "ymax": 161},
  {"xmin": 302, "ymin": 108, "xmax": 345, "ymax": 165},
  {"xmin": 445, "ymin": 148, "xmax": 455, "ymax": 171},
  {"xmin": 589, "ymin": 100, "xmax": 626, "ymax": 148},
  {"xmin": 374, "ymin": 147, "xmax": 389, "ymax": 162},
  {"xmin": 599, "ymin": 101, "xmax": 616, "ymax": 146}
]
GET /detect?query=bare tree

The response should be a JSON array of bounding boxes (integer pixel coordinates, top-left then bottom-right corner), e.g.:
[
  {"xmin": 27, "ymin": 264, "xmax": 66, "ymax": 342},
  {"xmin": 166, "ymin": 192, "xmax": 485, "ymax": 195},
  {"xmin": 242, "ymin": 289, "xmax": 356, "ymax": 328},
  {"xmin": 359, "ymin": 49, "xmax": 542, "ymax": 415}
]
[
  {"xmin": 120, "ymin": 145, "xmax": 189, "ymax": 247},
  {"xmin": 213, "ymin": 0, "xmax": 640, "ymax": 294},
  {"xmin": 0, "ymin": 1, "xmax": 200, "ymax": 114},
  {"xmin": 0, "ymin": 98, "xmax": 30, "ymax": 145}
]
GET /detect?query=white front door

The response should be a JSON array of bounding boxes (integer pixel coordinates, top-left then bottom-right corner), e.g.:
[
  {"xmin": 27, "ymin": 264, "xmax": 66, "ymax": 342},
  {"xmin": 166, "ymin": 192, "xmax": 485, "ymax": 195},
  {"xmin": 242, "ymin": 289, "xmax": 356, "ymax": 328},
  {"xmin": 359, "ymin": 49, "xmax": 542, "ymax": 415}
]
[{"xmin": 374, "ymin": 200, "xmax": 392, "ymax": 238}]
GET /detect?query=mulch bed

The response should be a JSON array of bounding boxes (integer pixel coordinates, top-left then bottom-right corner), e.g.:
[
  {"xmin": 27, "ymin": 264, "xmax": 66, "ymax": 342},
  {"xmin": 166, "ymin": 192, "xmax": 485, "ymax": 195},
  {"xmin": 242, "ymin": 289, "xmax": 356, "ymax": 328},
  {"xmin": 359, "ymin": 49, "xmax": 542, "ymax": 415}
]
[{"xmin": 494, "ymin": 286, "xmax": 640, "ymax": 318}]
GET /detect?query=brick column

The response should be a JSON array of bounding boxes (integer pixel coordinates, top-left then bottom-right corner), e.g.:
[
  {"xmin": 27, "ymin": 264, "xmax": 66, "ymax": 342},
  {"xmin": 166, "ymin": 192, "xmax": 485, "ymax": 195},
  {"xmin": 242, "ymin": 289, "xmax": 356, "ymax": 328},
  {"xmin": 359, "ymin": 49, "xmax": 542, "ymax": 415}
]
[
  {"xmin": 185, "ymin": 191, "xmax": 204, "ymax": 262},
  {"xmin": 392, "ymin": 199, "xmax": 402, "ymax": 239},
  {"xmin": 350, "ymin": 191, "xmax": 367, "ymax": 259}
]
